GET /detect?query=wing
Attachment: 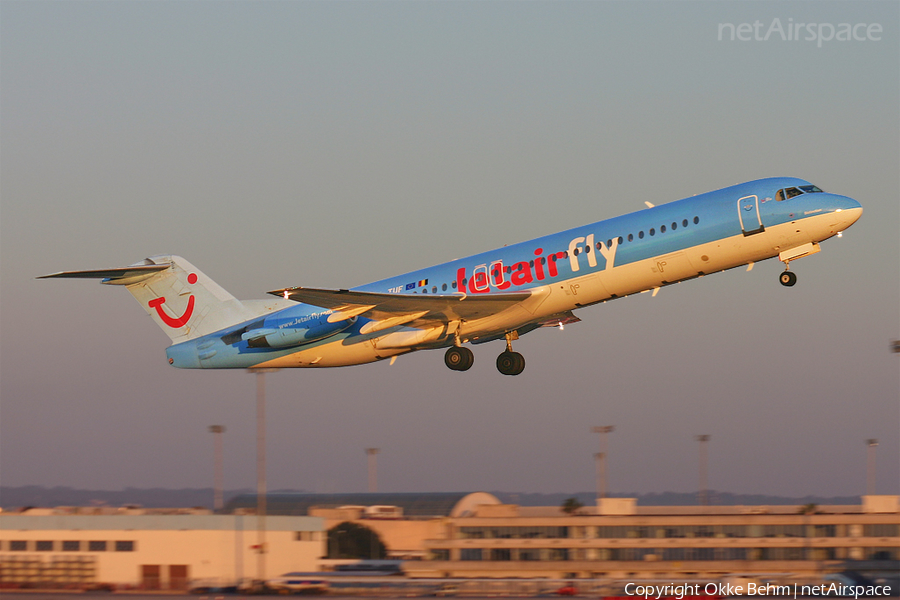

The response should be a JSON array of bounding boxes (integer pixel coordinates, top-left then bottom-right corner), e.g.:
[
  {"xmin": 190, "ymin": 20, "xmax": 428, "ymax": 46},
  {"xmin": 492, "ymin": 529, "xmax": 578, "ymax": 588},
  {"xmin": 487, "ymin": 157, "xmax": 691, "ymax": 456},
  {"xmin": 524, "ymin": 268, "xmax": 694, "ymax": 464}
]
[{"xmin": 269, "ymin": 286, "xmax": 532, "ymax": 333}]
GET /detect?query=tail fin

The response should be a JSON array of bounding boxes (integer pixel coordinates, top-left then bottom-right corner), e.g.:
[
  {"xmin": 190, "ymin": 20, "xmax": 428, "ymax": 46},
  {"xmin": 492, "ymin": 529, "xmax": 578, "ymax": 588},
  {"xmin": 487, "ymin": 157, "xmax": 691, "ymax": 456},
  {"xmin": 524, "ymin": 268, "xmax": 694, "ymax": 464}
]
[{"xmin": 39, "ymin": 255, "xmax": 261, "ymax": 342}]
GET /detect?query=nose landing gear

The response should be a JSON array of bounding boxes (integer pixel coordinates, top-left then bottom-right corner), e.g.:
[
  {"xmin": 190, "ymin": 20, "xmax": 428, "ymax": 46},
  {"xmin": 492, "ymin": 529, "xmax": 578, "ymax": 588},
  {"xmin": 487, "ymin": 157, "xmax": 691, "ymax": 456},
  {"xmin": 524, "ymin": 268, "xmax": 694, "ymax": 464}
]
[
  {"xmin": 777, "ymin": 242, "xmax": 821, "ymax": 287},
  {"xmin": 779, "ymin": 269, "xmax": 797, "ymax": 287}
]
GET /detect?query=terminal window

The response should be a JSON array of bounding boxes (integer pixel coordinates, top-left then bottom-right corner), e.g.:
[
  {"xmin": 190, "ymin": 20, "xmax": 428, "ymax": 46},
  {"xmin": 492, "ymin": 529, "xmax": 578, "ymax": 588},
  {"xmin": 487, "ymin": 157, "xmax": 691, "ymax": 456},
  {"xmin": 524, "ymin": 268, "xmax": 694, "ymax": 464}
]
[
  {"xmin": 36, "ymin": 541, "xmax": 54, "ymax": 551},
  {"xmin": 89, "ymin": 541, "xmax": 107, "ymax": 551},
  {"xmin": 115, "ymin": 541, "xmax": 135, "ymax": 552},
  {"xmin": 865, "ymin": 524, "xmax": 900, "ymax": 537},
  {"xmin": 9, "ymin": 541, "xmax": 27, "ymax": 551},
  {"xmin": 62, "ymin": 541, "xmax": 81, "ymax": 551}
]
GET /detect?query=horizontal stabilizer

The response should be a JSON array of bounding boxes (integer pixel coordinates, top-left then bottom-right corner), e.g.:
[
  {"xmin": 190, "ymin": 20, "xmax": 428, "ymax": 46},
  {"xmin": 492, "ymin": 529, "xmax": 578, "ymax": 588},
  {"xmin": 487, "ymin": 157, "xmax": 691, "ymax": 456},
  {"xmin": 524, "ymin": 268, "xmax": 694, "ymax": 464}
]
[
  {"xmin": 38, "ymin": 264, "xmax": 170, "ymax": 285},
  {"xmin": 270, "ymin": 286, "xmax": 531, "ymax": 330}
]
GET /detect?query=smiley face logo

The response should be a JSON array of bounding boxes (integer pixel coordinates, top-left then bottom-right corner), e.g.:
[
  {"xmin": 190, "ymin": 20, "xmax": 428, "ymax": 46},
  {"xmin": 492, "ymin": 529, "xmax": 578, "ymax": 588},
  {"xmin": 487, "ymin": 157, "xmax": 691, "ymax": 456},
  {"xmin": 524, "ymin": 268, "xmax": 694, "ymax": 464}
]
[{"xmin": 148, "ymin": 273, "xmax": 197, "ymax": 328}]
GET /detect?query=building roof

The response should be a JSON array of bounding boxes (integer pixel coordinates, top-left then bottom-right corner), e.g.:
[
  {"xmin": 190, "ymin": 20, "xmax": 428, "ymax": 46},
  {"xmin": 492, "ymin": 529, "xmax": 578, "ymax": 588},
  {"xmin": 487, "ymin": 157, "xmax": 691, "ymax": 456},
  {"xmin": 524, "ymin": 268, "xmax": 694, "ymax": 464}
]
[
  {"xmin": 222, "ymin": 492, "xmax": 499, "ymax": 518},
  {"xmin": 0, "ymin": 514, "xmax": 322, "ymax": 531}
]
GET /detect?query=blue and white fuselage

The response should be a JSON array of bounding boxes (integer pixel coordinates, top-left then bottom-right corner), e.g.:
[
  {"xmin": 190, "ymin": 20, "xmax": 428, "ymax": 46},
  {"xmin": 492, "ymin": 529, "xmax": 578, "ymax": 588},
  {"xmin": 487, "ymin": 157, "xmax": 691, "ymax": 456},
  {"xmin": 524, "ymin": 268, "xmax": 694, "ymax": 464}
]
[{"xmin": 41, "ymin": 177, "xmax": 862, "ymax": 375}]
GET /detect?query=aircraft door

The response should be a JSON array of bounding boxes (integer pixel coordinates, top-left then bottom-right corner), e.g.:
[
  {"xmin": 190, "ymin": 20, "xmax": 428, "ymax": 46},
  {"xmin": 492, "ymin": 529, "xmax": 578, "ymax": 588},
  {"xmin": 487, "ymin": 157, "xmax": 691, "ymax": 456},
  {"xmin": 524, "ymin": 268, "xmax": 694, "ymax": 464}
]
[{"xmin": 737, "ymin": 195, "xmax": 764, "ymax": 236}]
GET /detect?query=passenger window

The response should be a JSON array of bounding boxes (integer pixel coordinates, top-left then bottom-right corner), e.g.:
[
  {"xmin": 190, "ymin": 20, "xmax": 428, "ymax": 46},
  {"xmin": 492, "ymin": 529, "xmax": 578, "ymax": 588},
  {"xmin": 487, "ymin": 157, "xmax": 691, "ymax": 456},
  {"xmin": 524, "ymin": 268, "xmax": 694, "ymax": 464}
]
[
  {"xmin": 672, "ymin": 222, "xmax": 677, "ymax": 230},
  {"xmin": 649, "ymin": 228, "xmax": 655, "ymax": 236},
  {"xmin": 693, "ymin": 216, "xmax": 700, "ymax": 224},
  {"xmin": 442, "ymin": 283, "xmax": 447, "ymax": 291},
  {"xmin": 660, "ymin": 225, "xmax": 666, "ymax": 233},
  {"xmin": 682, "ymin": 219, "xmax": 688, "ymax": 227},
  {"xmin": 627, "ymin": 233, "xmax": 633, "ymax": 242},
  {"xmin": 639, "ymin": 231, "xmax": 644, "ymax": 239}
]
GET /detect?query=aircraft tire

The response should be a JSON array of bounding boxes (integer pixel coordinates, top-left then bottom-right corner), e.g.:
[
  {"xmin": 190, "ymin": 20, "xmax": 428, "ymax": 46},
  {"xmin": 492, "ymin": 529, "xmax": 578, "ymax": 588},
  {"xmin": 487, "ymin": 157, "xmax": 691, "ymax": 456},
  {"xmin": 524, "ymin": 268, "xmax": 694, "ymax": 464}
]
[
  {"xmin": 497, "ymin": 351, "xmax": 525, "ymax": 376},
  {"xmin": 445, "ymin": 346, "xmax": 474, "ymax": 371},
  {"xmin": 779, "ymin": 271, "xmax": 797, "ymax": 287}
]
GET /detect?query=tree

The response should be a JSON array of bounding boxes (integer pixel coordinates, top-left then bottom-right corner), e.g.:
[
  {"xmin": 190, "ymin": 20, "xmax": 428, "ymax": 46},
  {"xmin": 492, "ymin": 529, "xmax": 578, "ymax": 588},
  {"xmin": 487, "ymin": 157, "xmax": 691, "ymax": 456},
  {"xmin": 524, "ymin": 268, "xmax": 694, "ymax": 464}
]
[
  {"xmin": 561, "ymin": 497, "xmax": 584, "ymax": 515},
  {"xmin": 327, "ymin": 521, "xmax": 387, "ymax": 559},
  {"xmin": 798, "ymin": 503, "xmax": 818, "ymax": 515}
]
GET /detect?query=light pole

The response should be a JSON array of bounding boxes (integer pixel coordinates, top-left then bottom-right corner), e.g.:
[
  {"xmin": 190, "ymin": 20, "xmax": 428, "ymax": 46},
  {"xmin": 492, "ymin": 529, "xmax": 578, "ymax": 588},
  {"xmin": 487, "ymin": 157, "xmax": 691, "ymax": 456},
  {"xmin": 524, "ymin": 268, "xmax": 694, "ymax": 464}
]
[
  {"xmin": 591, "ymin": 426, "xmax": 615, "ymax": 501},
  {"xmin": 366, "ymin": 448, "xmax": 380, "ymax": 493},
  {"xmin": 696, "ymin": 435, "xmax": 711, "ymax": 506},
  {"xmin": 252, "ymin": 368, "xmax": 278, "ymax": 584},
  {"xmin": 866, "ymin": 439, "xmax": 878, "ymax": 495},
  {"xmin": 208, "ymin": 425, "xmax": 226, "ymax": 511}
]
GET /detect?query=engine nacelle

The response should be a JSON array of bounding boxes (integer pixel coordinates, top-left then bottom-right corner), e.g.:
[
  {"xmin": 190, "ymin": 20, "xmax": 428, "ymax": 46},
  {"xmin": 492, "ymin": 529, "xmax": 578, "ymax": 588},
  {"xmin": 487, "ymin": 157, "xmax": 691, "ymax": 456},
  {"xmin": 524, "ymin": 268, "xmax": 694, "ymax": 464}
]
[{"xmin": 242, "ymin": 316, "xmax": 355, "ymax": 349}]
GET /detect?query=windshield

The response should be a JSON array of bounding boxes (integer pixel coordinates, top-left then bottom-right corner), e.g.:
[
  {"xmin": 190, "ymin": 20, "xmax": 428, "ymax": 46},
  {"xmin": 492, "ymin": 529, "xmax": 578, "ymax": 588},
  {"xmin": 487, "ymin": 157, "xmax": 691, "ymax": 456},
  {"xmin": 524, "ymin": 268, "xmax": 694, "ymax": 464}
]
[{"xmin": 776, "ymin": 184, "xmax": 823, "ymax": 201}]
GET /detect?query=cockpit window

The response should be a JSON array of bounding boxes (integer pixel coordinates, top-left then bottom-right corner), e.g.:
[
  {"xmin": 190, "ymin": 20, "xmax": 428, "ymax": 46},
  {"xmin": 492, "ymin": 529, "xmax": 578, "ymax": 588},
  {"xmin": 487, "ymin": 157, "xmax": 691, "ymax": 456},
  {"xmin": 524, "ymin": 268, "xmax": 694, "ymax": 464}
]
[{"xmin": 776, "ymin": 185, "xmax": 822, "ymax": 201}]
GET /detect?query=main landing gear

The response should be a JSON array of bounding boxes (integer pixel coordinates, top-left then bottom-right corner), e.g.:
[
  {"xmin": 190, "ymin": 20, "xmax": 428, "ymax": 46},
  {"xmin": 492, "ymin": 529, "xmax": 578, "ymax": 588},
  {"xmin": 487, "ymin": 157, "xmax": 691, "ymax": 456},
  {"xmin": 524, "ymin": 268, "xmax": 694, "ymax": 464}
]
[
  {"xmin": 495, "ymin": 331, "xmax": 525, "ymax": 376},
  {"xmin": 496, "ymin": 349, "xmax": 525, "ymax": 376},
  {"xmin": 444, "ymin": 346, "xmax": 474, "ymax": 371},
  {"xmin": 443, "ymin": 331, "xmax": 526, "ymax": 376}
]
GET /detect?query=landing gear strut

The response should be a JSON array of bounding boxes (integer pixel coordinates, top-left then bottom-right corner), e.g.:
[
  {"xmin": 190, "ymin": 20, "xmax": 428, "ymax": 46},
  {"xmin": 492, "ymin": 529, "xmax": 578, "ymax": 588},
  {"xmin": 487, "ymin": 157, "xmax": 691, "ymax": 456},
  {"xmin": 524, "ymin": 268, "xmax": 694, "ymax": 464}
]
[
  {"xmin": 444, "ymin": 346, "xmax": 474, "ymax": 371},
  {"xmin": 496, "ymin": 332, "xmax": 525, "ymax": 376}
]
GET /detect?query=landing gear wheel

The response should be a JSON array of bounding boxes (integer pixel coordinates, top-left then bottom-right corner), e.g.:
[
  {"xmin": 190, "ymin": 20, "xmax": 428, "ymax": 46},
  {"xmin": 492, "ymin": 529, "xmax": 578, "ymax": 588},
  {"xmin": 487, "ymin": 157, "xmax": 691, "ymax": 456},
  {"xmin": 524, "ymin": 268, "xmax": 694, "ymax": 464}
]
[
  {"xmin": 779, "ymin": 271, "xmax": 797, "ymax": 287},
  {"xmin": 496, "ymin": 351, "xmax": 526, "ymax": 376},
  {"xmin": 444, "ymin": 346, "xmax": 474, "ymax": 371}
]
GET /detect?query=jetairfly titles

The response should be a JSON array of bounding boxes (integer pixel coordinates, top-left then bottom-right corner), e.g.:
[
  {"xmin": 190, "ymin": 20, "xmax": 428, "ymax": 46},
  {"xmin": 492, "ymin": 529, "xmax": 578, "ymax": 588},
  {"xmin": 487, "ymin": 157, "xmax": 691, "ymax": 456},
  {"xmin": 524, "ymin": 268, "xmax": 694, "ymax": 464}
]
[{"xmin": 40, "ymin": 177, "xmax": 862, "ymax": 375}]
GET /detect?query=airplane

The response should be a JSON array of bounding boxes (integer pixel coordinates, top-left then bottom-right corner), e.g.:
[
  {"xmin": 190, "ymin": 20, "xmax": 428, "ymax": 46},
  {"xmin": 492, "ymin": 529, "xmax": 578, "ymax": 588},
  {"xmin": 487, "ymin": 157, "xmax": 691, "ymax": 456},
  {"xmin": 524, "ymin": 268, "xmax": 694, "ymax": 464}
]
[{"xmin": 40, "ymin": 177, "xmax": 862, "ymax": 376}]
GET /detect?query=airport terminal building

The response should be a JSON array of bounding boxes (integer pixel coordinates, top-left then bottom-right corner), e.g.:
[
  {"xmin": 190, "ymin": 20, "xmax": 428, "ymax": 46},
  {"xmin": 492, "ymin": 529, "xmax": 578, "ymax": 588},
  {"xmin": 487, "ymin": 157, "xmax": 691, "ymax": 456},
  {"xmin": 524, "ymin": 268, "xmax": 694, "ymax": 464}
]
[
  {"xmin": 1, "ymin": 494, "xmax": 897, "ymax": 589},
  {"xmin": 408, "ymin": 496, "xmax": 900, "ymax": 580},
  {"xmin": 0, "ymin": 509, "xmax": 323, "ymax": 589}
]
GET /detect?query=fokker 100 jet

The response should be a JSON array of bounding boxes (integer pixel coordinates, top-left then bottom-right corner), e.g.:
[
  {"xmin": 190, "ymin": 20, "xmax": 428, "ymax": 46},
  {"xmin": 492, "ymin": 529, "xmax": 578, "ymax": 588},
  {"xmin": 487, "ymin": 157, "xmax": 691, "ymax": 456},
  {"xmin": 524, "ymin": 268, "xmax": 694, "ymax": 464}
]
[{"xmin": 41, "ymin": 177, "xmax": 861, "ymax": 375}]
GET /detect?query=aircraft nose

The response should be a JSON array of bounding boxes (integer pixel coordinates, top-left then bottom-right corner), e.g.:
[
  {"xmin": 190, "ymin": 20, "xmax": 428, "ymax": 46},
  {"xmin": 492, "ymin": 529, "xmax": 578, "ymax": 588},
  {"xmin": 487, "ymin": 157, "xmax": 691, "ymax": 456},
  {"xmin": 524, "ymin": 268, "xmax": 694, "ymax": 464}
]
[{"xmin": 831, "ymin": 195, "xmax": 862, "ymax": 230}]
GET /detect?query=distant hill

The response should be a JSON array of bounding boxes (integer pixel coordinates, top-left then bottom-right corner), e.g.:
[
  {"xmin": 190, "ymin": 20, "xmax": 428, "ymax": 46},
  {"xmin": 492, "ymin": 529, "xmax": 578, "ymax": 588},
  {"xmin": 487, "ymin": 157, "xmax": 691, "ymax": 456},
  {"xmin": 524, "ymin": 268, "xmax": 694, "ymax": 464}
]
[
  {"xmin": 491, "ymin": 491, "xmax": 862, "ymax": 507},
  {"xmin": 0, "ymin": 485, "xmax": 259, "ymax": 509},
  {"xmin": 1, "ymin": 485, "xmax": 861, "ymax": 511}
]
